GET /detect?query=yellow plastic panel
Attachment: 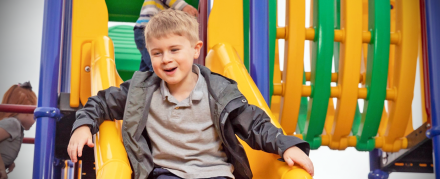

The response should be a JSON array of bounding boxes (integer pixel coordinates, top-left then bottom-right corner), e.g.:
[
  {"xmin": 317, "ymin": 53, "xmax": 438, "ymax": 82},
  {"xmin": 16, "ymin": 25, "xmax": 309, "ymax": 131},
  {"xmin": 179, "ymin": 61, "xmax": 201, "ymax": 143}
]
[
  {"xmin": 91, "ymin": 36, "xmax": 131, "ymax": 178},
  {"xmin": 418, "ymin": 40, "xmax": 428, "ymax": 124},
  {"xmin": 71, "ymin": 0, "xmax": 109, "ymax": 107},
  {"xmin": 271, "ymin": 40, "xmax": 282, "ymax": 121},
  {"xmin": 329, "ymin": 0, "xmax": 363, "ymax": 150},
  {"xmin": 79, "ymin": 43, "xmax": 92, "ymax": 105},
  {"xmin": 361, "ymin": 0, "xmax": 369, "ymax": 83},
  {"xmin": 207, "ymin": 0, "xmax": 244, "ymax": 61},
  {"xmin": 381, "ymin": 0, "xmax": 420, "ymax": 152},
  {"xmin": 205, "ymin": 43, "xmax": 312, "ymax": 179},
  {"xmin": 94, "ymin": 121, "xmax": 132, "ymax": 179},
  {"xmin": 279, "ymin": 0, "xmax": 306, "ymax": 134}
]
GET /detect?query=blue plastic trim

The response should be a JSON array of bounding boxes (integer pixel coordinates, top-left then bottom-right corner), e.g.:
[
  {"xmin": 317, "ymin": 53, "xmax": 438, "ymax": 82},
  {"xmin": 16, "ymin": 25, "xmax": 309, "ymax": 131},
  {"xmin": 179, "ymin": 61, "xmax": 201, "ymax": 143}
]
[
  {"xmin": 368, "ymin": 169, "xmax": 390, "ymax": 179},
  {"xmin": 61, "ymin": 0, "xmax": 72, "ymax": 93},
  {"xmin": 425, "ymin": 0, "xmax": 440, "ymax": 178},
  {"xmin": 426, "ymin": 126, "xmax": 440, "ymax": 139},
  {"xmin": 32, "ymin": 0, "xmax": 63, "ymax": 178},
  {"xmin": 52, "ymin": 158, "xmax": 64, "ymax": 179},
  {"xmin": 207, "ymin": 0, "xmax": 211, "ymax": 19},
  {"xmin": 34, "ymin": 107, "xmax": 62, "ymax": 121},
  {"xmin": 249, "ymin": 0, "xmax": 270, "ymax": 104},
  {"xmin": 368, "ymin": 149, "xmax": 389, "ymax": 178}
]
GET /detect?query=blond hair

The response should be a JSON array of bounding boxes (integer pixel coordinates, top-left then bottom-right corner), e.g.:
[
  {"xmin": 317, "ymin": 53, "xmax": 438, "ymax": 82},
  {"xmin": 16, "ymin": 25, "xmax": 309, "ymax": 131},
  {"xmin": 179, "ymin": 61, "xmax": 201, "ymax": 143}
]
[{"xmin": 144, "ymin": 9, "xmax": 199, "ymax": 47}]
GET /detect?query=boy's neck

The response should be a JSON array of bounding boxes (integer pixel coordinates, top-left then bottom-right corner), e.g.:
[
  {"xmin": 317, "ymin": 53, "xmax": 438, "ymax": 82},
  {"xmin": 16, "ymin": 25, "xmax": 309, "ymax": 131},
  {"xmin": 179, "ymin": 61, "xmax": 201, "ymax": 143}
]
[{"xmin": 166, "ymin": 72, "xmax": 199, "ymax": 102}]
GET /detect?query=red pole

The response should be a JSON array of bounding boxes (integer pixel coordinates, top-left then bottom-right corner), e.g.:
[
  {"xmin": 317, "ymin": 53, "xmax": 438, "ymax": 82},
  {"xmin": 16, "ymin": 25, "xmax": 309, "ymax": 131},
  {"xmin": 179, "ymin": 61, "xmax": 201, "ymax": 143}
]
[
  {"xmin": 196, "ymin": 0, "xmax": 208, "ymax": 65},
  {"xmin": 0, "ymin": 104, "xmax": 36, "ymax": 114},
  {"xmin": 23, "ymin": 137, "xmax": 35, "ymax": 144}
]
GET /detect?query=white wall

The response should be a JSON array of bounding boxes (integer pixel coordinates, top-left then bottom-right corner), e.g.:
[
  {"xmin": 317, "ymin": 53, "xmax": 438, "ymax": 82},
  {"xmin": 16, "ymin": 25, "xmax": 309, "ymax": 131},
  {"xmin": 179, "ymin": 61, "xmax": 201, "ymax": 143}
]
[
  {"xmin": 0, "ymin": 0, "xmax": 435, "ymax": 179},
  {"xmin": 0, "ymin": 0, "xmax": 44, "ymax": 179}
]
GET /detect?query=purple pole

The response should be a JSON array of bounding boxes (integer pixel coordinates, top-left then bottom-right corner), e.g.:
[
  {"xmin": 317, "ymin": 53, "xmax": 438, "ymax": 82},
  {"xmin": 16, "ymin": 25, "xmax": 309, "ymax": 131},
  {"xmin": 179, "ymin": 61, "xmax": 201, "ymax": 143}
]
[
  {"xmin": 249, "ymin": 0, "xmax": 270, "ymax": 103},
  {"xmin": 425, "ymin": 1, "xmax": 440, "ymax": 178},
  {"xmin": 32, "ymin": 0, "xmax": 63, "ymax": 177}
]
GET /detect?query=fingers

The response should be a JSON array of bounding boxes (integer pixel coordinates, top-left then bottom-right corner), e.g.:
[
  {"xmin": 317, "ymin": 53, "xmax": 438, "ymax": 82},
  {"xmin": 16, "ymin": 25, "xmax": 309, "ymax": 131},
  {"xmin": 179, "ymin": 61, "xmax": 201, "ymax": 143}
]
[
  {"xmin": 68, "ymin": 143, "xmax": 78, "ymax": 162},
  {"xmin": 193, "ymin": 9, "xmax": 199, "ymax": 17},
  {"xmin": 284, "ymin": 157, "xmax": 294, "ymax": 167},
  {"xmin": 77, "ymin": 144, "xmax": 84, "ymax": 158},
  {"xmin": 299, "ymin": 158, "xmax": 314, "ymax": 176},
  {"xmin": 87, "ymin": 137, "xmax": 95, "ymax": 148}
]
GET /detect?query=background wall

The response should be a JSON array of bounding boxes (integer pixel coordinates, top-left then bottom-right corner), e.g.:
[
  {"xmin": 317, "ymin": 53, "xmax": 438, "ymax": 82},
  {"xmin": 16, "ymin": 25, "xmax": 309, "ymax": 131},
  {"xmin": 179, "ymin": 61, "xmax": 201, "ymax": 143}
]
[
  {"xmin": 0, "ymin": 0, "xmax": 44, "ymax": 179},
  {"xmin": 0, "ymin": 0, "xmax": 435, "ymax": 178}
]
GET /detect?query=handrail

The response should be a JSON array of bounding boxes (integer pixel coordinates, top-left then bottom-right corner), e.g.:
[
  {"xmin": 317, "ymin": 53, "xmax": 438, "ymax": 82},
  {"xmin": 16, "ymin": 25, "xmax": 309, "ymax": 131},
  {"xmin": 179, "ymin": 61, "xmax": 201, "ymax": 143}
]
[
  {"xmin": 91, "ymin": 36, "xmax": 130, "ymax": 179},
  {"xmin": 0, "ymin": 104, "xmax": 36, "ymax": 113}
]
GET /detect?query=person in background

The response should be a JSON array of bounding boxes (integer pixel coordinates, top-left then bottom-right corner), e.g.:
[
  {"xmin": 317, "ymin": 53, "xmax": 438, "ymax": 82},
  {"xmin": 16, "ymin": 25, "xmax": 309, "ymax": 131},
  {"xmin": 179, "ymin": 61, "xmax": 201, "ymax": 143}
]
[
  {"xmin": 135, "ymin": 0, "xmax": 198, "ymax": 72},
  {"xmin": 0, "ymin": 82, "xmax": 37, "ymax": 179}
]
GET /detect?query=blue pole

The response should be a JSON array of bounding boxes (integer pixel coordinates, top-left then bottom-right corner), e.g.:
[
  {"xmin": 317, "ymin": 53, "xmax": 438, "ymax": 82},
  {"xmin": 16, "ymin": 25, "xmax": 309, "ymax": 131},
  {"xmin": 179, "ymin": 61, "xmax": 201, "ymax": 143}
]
[
  {"xmin": 61, "ymin": 0, "xmax": 72, "ymax": 93},
  {"xmin": 425, "ymin": 1, "xmax": 440, "ymax": 178},
  {"xmin": 368, "ymin": 149, "xmax": 389, "ymax": 179},
  {"xmin": 33, "ymin": 0, "xmax": 63, "ymax": 177},
  {"xmin": 250, "ymin": 0, "xmax": 270, "ymax": 104},
  {"xmin": 207, "ymin": 0, "xmax": 211, "ymax": 18}
]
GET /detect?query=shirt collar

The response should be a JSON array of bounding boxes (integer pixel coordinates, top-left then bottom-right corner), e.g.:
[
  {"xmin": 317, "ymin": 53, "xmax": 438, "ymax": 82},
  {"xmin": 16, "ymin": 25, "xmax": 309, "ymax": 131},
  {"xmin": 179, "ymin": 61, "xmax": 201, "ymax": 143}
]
[{"xmin": 160, "ymin": 65, "xmax": 204, "ymax": 104}]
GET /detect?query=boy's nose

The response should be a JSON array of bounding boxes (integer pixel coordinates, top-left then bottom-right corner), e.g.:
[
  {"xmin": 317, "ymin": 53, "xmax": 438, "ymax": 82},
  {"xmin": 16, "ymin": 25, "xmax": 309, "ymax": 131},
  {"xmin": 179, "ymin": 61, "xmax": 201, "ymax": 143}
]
[{"xmin": 162, "ymin": 52, "xmax": 173, "ymax": 63}]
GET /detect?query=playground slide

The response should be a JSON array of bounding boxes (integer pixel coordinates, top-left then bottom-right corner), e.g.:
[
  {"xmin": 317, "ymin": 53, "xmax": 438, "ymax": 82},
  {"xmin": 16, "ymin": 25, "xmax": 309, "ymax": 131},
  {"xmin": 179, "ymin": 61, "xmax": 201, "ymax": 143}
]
[
  {"xmin": 76, "ymin": 0, "xmax": 310, "ymax": 178},
  {"xmin": 206, "ymin": 43, "xmax": 312, "ymax": 179},
  {"xmin": 90, "ymin": 36, "xmax": 132, "ymax": 179}
]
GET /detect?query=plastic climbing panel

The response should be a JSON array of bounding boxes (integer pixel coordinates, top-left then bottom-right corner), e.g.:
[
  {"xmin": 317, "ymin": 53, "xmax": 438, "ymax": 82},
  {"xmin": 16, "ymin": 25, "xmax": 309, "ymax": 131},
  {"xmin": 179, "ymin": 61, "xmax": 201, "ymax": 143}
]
[{"xmin": 108, "ymin": 25, "xmax": 142, "ymax": 81}]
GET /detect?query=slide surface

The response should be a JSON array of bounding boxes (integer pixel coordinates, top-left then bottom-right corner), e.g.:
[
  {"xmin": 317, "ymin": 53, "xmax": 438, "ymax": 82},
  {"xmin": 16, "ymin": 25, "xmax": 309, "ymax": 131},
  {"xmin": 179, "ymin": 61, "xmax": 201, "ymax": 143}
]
[{"xmin": 206, "ymin": 43, "xmax": 312, "ymax": 179}]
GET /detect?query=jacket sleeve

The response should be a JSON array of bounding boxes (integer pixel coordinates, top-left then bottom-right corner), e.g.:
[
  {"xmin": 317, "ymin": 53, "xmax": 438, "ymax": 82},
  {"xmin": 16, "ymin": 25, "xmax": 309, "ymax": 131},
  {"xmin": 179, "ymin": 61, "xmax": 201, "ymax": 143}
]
[
  {"xmin": 229, "ymin": 97, "xmax": 310, "ymax": 158},
  {"xmin": 162, "ymin": 0, "xmax": 188, "ymax": 10},
  {"xmin": 71, "ymin": 80, "xmax": 130, "ymax": 135}
]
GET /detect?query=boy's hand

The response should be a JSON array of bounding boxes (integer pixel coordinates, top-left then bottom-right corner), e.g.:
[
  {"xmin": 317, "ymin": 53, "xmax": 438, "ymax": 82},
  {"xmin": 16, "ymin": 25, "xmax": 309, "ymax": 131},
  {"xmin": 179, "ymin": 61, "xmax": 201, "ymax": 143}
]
[
  {"xmin": 283, "ymin": 146, "xmax": 314, "ymax": 176},
  {"xmin": 67, "ymin": 125, "xmax": 94, "ymax": 163},
  {"xmin": 182, "ymin": 5, "xmax": 198, "ymax": 17}
]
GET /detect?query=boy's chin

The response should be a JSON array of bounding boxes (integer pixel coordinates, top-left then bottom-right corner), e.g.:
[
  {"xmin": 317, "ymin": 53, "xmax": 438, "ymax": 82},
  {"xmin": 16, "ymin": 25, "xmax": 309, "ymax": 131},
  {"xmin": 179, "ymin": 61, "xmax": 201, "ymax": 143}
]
[{"xmin": 163, "ymin": 78, "xmax": 182, "ymax": 85}]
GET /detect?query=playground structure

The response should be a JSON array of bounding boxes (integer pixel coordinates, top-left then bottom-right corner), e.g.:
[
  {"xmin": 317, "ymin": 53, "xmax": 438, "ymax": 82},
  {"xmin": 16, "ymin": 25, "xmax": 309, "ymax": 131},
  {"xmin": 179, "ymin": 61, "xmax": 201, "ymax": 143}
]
[{"xmin": 0, "ymin": 0, "xmax": 437, "ymax": 178}]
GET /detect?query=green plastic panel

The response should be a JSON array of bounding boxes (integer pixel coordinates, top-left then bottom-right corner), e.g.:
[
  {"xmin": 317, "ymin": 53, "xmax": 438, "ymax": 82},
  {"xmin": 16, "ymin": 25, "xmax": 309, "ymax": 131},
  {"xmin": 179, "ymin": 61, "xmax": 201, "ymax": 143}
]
[
  {"xmin": 301, "ymin": 0, "xmax": 334, "ymax": 149},
  {"xmin": 354, "ymin": 0, "xmax": 390, "ymax": 151},
  {"xmin": 109, "ymin": 25, "xmax": 142, "ymax": 81},
  {"xmin": 268, "ymin": 0, "xmax": 276, "ymax": 105},
  {"xmin": 243, "ymin": 0, "xmax": 250, "ymax": 71},
  {"xmin": 105, "ymin": 0, "xmax": 199, "ymax": 22},
  {"xmin": 297, "ymin": 70, "xmax": 309, "ymax": 134}
]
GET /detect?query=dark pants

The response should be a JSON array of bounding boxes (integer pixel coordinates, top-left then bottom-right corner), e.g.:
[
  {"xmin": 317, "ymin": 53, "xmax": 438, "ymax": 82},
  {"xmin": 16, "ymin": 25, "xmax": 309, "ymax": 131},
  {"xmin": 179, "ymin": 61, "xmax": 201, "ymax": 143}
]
[
  {"xmin": 151, "ymin": 168, "xmax": 230, "ymax": 179},
  {"xmin": 134, "ymin": 27, "xmax": 153, "ymax": 72}
]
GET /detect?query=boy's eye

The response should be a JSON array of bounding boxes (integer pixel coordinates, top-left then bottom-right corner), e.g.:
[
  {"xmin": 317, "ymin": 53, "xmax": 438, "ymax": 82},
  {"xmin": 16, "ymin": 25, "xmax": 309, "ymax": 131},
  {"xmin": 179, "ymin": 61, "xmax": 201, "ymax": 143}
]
[
  {"xmin": 171, "ymin": 49, "xmax": 179, "ymax": 52},
  {"xmin": 153, "ymin": 52, "xmax": 161, "ymax": 55}
]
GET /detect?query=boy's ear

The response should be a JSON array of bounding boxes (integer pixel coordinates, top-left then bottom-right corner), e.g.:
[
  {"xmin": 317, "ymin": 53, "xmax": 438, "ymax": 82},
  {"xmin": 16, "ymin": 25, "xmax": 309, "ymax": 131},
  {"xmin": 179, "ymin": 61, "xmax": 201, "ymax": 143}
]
[{"xmin": 193, "ymin": 41, "xmax": 203, "ymax": 59}]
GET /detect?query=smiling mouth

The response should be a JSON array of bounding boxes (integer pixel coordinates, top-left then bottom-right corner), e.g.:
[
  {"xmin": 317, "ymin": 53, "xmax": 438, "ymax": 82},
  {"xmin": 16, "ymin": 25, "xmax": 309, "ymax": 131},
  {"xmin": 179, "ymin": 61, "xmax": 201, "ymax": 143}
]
[{"xmin": 164, "ymin": 67, "xmax": 177, "ymax": 72}]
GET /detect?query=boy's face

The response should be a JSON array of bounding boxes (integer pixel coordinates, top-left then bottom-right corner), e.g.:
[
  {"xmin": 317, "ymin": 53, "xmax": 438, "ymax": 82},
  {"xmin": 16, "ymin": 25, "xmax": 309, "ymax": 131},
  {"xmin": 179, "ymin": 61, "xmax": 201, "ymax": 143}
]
[{"xmin": 148, "ymin": 34, "xmax": 203, "ymax": 86}]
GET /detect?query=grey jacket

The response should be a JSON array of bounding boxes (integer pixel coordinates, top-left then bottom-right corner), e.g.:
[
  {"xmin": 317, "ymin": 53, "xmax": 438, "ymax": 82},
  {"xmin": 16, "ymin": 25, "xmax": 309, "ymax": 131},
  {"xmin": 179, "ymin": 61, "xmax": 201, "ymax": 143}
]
[{"xmin": 72, "ymin": 64, "xmax": 310, "ymax": 179}]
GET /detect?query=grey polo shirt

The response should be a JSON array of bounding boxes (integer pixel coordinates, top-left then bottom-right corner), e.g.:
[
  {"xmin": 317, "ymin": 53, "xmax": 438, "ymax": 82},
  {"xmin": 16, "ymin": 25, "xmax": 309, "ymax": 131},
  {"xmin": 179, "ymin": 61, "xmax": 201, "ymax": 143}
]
[
  {"xmin": 146, "ymin": 65, "xmax": 234, "ymax": 179},
  {"xmin": 0, "ymin": 117, "xmax": 24, "ymax": 167}
]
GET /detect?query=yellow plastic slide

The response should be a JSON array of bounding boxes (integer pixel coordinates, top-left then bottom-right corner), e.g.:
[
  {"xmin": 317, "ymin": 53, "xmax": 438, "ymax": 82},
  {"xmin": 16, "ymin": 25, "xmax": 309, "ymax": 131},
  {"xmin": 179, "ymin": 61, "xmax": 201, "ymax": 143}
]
[
  {"xmin": 71, "ymin": 0, "xmax": 312, "ymax": 178},
  {"xmin": 206, "ymin": 43, "xmax": 312, "ymax": 179},
  {"xmin": 90, "ymin": 38, "xmax": 312, "ymax": 179}
]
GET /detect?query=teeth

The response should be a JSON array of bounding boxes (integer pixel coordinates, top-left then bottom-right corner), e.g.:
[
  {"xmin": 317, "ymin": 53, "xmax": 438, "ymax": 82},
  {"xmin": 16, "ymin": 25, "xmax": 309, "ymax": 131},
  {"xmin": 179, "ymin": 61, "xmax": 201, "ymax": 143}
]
[{"xmin": 164, "ymin": 67, "xmax": 176, "ymax": 72}]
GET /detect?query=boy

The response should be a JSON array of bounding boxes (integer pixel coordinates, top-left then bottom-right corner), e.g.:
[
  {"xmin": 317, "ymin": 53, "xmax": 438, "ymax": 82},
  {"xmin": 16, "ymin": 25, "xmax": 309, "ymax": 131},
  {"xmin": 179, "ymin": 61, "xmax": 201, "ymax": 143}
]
[
  {"xmin": 68, "ymin": 9, "xmax": 313, "ymax": 179},
  {"xmin": 135, "ymin": 0, "xmax": 198, "ymax": 72}
]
